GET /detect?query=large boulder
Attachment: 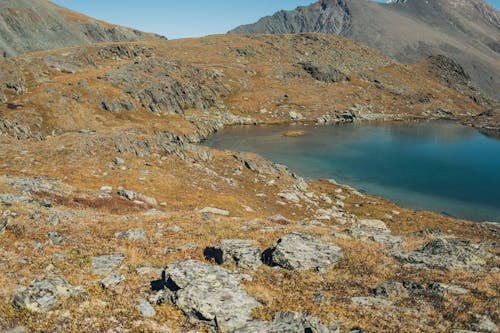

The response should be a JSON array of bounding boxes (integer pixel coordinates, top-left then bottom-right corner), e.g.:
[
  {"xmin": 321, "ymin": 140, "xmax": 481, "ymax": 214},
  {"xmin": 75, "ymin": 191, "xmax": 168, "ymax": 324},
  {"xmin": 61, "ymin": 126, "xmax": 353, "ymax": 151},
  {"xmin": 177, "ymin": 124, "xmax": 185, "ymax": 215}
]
[
  {"xmin": 12, "ymin": 277, "xmax": 84, "ymax": 312},
  {"xmin": 204, "ymin": 239, "xmax": 262, "ymax": 270},
  {"xmin": 262, "ymin": 233, "xmax": 343, "ymax": 271},
  {"xmin": 392, "ymin": 239, "xmax": 493, "ymax": 271},
  {"xmin": 159, "ymin": 260, "xmax": 260, "ymax": 332}
]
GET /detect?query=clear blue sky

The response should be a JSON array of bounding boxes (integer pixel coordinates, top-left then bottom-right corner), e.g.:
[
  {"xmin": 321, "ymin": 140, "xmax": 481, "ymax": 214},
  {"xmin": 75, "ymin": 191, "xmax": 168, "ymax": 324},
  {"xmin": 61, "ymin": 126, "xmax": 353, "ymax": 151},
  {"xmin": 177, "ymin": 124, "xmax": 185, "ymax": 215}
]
[{"xmin": 51, "ymin": 0, "xmax": 500, "ymax": 39}]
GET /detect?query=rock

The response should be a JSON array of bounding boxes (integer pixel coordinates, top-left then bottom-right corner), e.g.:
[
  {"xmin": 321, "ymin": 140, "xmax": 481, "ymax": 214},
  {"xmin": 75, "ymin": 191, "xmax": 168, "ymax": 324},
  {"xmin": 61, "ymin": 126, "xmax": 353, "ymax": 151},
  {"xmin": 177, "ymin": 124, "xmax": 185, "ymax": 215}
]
[
  {"xmin": 414, "ymin": 229, "xmax": 454, "ymax": 238},
  {"xmin": 91, "ymin": 253, "xmax": 125, "ymax": 275},
  {"xmin": 357, "ymin": 219, "xmax": 390, "ymax": 231},
  {"xmin": 277, "ymin": 191, "xmax": 301, "ymax": 203},
  {"xmin": 262, "ymin": 233, "xmax": 343, "ymax": 271},
  {"xmin": 345, "ymin": 228, "xmax": 403, "ymax": 248},
  {"xmin": 198, "ymin": 207, "xmax": 230, "ymax": 216},
  {"xmin": 470, "ymin": 314, "xmax": 498, "ymax": 333},
  {"xmin": 101, "ymin": 272, "xmax": 125, "ymax": 289},
  {"xmin": 136, "ymin": 298, "xmax": 156, "ymax": 318},
  {"xmin": 392, "ymin": 239, "xmax": 492, "ymax": 271},
  {"xmin": 38, "ymin": 199, "xmax": 52, "ymax": 208},
  {"xmin": 289, "ymin": 111, "xmax": 304, "ymax": 121},
  {"xmin": 0, "ymin": 217, "xmax": 8, "ymax": 234},
  {"xmin": 300, "ymin": 62, "xmax": 350, "ymax": 83},
  {"xmin": 47, "ymin": 231, "xmax": 64, "ymax": 245},
  {"xmin": 235, "ymin": 312, "xmax": 336, "ymax": 333},
  {"xmin": 136, "ymin": 266, "xmax": 163, "ymax": 276},
  {"xmin": 113, "ymin": 157, "xmax": 125, "ymax": 165},
  {"xmin": 372, "ymin": 282, "xmax": 409, "ymax": 298},
  {"xmin": 100, "ymin": 186, "xmax": 113, "ymax": 192},
  {"xmin": 204, "ymin": 239, "xmax": 262, "ymax": 270},
  {"xmin": 12, "ymin": 277, "xmax": 84, "ymax": 312},
  {"xmin": 2, "ymin": 327, "xmax": 27, "ymax": 333},
  {"xmin": 351, "ymin": 296, "xmax": 394, "ymax": 307},
  {"xmin": 427, "ymin": 282, "xmax": 469, "ymax": 295},
  {"xmin": 117, "ymin": 188, "xmax": 157, "ymax": 206},
  {"xmin": 268, "ymin": 214, "xmax": 289, "ymax": 223},
  {"xmin": 115, "ymin": 228, "xmax": 148, "ymax": 241},
  {"xmin": 158, "ymin": 260, "xmax": 259, "ymax": 332}
]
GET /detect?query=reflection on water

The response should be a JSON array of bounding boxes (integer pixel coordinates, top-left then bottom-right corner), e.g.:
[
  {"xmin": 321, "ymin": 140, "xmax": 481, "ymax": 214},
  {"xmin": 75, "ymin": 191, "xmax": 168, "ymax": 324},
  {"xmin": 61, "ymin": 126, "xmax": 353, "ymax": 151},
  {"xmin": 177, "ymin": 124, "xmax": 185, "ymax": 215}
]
[{"xmin": 204, "ymin": 121, "xmax": 500, "ymax": 222}]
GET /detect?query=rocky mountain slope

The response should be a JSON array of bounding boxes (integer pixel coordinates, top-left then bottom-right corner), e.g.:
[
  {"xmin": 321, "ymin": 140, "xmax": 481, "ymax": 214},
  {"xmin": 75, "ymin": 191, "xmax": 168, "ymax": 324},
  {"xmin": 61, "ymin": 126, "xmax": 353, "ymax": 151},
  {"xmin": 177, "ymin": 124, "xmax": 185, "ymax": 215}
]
[
  {"xmin": 0, "ymin": 32, "xmax": 498, "ymax": 332},
  {"xmin": 0, "ymin": 0, "xmax": 162, "ymax": 56},
  {"xmin": 229, "ymin": 0, "xmax": 500, "ymax": 99}
]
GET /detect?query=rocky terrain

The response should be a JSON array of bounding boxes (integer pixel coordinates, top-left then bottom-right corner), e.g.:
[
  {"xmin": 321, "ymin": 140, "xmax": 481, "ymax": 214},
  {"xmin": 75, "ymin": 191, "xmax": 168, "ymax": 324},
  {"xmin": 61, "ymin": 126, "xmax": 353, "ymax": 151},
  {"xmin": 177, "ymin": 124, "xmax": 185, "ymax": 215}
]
[
  {"xmin": 0, "ymin": 3, "xmax": 499, "ymax": 332},
  {"xmin": 229, "ymin": 0, "xmax": 500, "ymax": 100},
  {"xmin": 0, "ymin": 0, "xmax": 162, "ymax": 57}
]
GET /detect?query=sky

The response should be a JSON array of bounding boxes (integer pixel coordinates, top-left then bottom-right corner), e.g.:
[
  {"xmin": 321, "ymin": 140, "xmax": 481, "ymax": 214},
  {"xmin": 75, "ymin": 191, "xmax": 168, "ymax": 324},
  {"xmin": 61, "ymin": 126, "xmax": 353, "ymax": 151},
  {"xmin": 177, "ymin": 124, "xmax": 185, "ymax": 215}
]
[{"xmin": 51, "ymin": 0, "xmax": 500, "ymax": 39}]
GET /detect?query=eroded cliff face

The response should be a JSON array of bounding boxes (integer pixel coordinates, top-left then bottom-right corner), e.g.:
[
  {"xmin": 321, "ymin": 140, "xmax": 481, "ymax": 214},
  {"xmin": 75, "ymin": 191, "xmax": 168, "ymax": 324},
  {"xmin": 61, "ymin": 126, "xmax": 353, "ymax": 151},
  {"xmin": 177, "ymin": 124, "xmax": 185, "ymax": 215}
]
[
  {"xmin": 230, "ymin": 0, "xmax": 500, "ymax": 99},
  {"xmin": 0, "ymin": 0, "xmax": 162, "ymax": 56}
]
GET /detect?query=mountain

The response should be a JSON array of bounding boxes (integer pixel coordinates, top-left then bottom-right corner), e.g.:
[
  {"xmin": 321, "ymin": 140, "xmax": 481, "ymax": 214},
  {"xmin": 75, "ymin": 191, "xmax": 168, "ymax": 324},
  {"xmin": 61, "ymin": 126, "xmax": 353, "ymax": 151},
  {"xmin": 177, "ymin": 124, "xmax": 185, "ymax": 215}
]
[
  {"xmin": 0, "ymin": 0, "xmax": 163, "ymax": 56},
  {"xmin": 229, "ymin": 0, "xmax": 500, "ymax": 99}
]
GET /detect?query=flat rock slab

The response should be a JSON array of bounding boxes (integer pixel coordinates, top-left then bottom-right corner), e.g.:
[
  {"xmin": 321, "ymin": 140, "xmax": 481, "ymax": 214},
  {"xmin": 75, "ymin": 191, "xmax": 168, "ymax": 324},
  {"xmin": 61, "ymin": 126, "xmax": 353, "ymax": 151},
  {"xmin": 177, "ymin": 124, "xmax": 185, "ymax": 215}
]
[
  {"xmin": 91, "ymin": 253, "xmax": 125, "ymax": 275},
  {"xmin": 262, "ymin": 233, "xmax": 342, "ymax": 271},
  {"xmin": 12, "ymin": 277, "xmax": 84, "ymax": 312},
  {"xmin": 115, "ymin": 228, "xmax": 148, "ymax": 241},
  {"xmin": 352, "ymin": 296, "xmax": 394, "ymax": 307},
  {"xmin": 204, "ymin": 239, "xmax": 262, "ymax": 270},
  {"xmin": 160, "ymin": 260, "xmax": 259, "ymax": 332},
  {"xmin": 101, "ymin": 272, "xmax": 125, "ymax": 289},
  {"xmin": 357, "ymin": 219, "xmax": 390, "ymax": 231},
  {"xmin": 199, "ymin": 207, "xmax": 230, "ymax": 216},
  {"xmin": 392, "ymin": 239, "xmax": 493, "ymax": 271},
  {"xmin": 235, "ymin": 312, "xmax": 337, "ymax": 333}
]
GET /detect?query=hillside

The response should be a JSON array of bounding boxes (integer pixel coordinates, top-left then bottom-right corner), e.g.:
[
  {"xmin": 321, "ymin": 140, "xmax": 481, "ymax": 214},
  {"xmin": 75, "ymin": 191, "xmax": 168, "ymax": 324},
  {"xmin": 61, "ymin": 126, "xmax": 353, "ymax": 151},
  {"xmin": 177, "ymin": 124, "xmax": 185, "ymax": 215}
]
[
  {"xmin": 0, "ymin": 0, "xmax": 162, "ymax": 56},
  {"xmin": 229, "ymin": 0, "xmax": 500, "ymax": 99},
  {"xmin": 0, "ymin": 32, "xmax": 499, "ymax": 332}
]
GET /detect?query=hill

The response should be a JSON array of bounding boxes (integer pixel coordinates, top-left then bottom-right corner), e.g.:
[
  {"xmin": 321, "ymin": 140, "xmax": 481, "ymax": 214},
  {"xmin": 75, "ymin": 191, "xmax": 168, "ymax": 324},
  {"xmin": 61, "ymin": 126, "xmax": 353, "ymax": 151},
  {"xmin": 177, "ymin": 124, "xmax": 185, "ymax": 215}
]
[
  {"xmin": 0, "ymin": 0, "xmax": 162, "ymax": 56},
  {"xmin": 229, "ymin": 0, "xmax": 500, "ymax": 99}
]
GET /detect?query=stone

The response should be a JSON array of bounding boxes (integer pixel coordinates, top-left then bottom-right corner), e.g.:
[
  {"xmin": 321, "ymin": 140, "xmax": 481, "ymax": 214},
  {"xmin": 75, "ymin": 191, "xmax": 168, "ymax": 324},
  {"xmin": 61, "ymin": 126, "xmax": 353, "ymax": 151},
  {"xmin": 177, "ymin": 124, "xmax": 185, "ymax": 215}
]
[
  {"xmin": 12, "ymin": 277, "xmax": 84, "ymax": 312},
  {"xmin": 100, "ymin": 186, "xmax": 113, "ymax": 192},
  {"xmin": 277, "ymin": 191, "xmax": 301, "ymax": 203},
  {"xmin": 372, "ymin": 282, "xmax": 409, "ymax": 298},
  {"xmin": 0, "ymin": 217, "xmax": 8, "ymax": 234},
  {"xmin": 115, "ymin": 228, "xmax": 148, "ymax": 241},
  {"xmin": 235, "ymin": 312, "xmax": 337, "ymax": 333},
  {"xmin": 2, "ymin": 327, "xmax": 27, "ymax": 333},
  {"xmin": 158, "ymin": 260, "xmax": 259, "ymax": 332},
  {"xmin": 392, "ymin": 239, "xmax": 492, "ymax": 271},
  {"xmin": 117, "ymin": 188, "xmax": 157, "ymax": 206},
  {"xmin": 262, "ymin": 233, "xmax": 343, "ymax": 271},
  {"xmin": 101, "ymin": 272, "xmax": 125, "ymax": 289},
  {"xmin": 351, "ymin": 296, "xmax": 394, "ymax": 307},
  {"xmin": 198, "ymin": 207, "xmax": 230, "ymax": 216},
  {"xmin": 470, "ymin": 314, "xmax": 498, "ymax": 333},
  {"xmin": 47, "ymin": 231, "xmax": 64, "ymax": 245},
  {"xmin": 346, "ymin": 228, "xmax": 403, "ymax": 248},
  {"xmin": 91, "ymin": 253, "xmax": 125, "ymax": 275},
  {"xmin": 136, "ymin": 298, "xmax": 156, "ymax": 318},
  {"xmin": 268, "ymin": 214, "xmax": 289, "ymax": 223},
  {"xmin": 427, "ymin": 283, "xmax": 469, "ymax": 295},
  {"xmin": 357, "ymin": 219, "xmax": 390, "ymax": 232},
  {"xmin": 113, "ymin": 157, "xmax": 125, "ymax": 165},
  {"xmin": 204, "ymin": 239, "xmax": 262, "ymax": 270},
  {"xmin": 136, "ymin": 266, "xmax": 163, "ymax": 276}
]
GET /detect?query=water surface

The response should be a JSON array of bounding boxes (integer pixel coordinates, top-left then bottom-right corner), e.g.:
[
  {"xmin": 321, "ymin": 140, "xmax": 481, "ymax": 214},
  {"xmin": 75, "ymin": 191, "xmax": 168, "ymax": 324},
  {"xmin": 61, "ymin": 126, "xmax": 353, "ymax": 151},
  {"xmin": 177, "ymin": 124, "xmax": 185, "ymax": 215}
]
[{"xmin": 204, "ymin": 121, "xmax": 500, "ymax": 222}]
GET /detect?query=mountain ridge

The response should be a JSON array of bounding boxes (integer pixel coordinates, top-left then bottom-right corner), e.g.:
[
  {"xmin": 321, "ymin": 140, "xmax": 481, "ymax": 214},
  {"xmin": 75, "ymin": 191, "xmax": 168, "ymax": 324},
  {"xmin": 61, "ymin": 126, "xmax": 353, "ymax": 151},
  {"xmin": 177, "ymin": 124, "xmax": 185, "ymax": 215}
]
[
  {"xmin": 229, "ymin": 0, "xmax": 500, "ymax": 99},
  {"xmin": 0, "ymin": 0, "xmax": 163, "ymax": 56}
]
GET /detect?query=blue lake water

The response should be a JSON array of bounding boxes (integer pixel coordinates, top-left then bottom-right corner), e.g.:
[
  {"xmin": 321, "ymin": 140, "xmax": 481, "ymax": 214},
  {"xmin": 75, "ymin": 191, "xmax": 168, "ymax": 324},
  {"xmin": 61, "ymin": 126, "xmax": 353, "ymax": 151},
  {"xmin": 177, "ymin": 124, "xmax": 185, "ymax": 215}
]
[{"xmin": 204, "ymin": 121, "xmax": 500, "ymax": 222}]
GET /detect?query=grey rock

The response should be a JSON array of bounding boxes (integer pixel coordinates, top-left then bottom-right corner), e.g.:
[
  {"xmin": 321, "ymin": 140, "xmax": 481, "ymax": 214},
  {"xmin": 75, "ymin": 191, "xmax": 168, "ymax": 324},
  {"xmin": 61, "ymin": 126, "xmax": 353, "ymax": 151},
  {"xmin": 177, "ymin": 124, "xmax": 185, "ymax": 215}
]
[
  {"xmin": 356, "ymin": 219, "xmax": 390, "ymax": 232},
  {"xmin": 345, "ymin": 228, "xmax": 403, "ymax": 248},
  {"xmin": 392, "ymin": 239, "xmax": 493, "ymax": 271},
  {"xmin": 47, "ymin": 231, "xmax": 64, "ymax": 245},
  {"xmin": 204, "ymin": 239, "xmax": 262, "ymax": 270},
  {"xmin": 199, "ymin": 207, "xmax": 230, "ymax": 216},
  {"xmin": 351, "ymin": 296, "xmax": 394, "ymax": 307},
  {"xmin": 159, "ymin": 260, "xmax": 259, "ymax": 332},
  {"xmin": 372, "ymin": 282, "xmax": 409, "ymax": 298},
  {"xmin": 113, "ymin": 157, "xmax": 125, "ymax": 165},
  {"xmin": 2, "ymin": 327, "xmax": 27, "ymax": 333},
  {"xmin": 101, "ymin": 272, "xmax": 125, "ymax": 289},
  {"xmin": 470, "ymin": 314, "xmax": 498, "ymax": 333},
  {"xmin": 117, "ymin": 188, "xmax": 157, "ymax": 206},
  {"xmin": 136, "ymin": 266, "xmax": 163, "ymax": 276},
  {"xmin": 0, "ymin": 217, "xmax": 7, "ymax": 234},
  {"xmin": 0, "ymin": 194, "xmax": 33, "ymax": 206},
  {"xmin": 268, "ymin": 214, "xmax": 289, "ymax": 223},
  {"xmin": 414, "ymin": 228, "xmax": 454, "ymax": 239},
  {"xmin": 12, "ymin": 277, "xmax": 83, "ymax": 312},
  {"xmin": 427, "ymin": 282, "xmax": 469, "ymax": 295},
  {"xmin": 91, "ymin": 253, "xmax": 125, "ymax": 275},
  {"xmin": 262, "ymin": 233, "xmax": 343, "ymax": 271},
  {"xmin": 235, "ymin": 312, "xmax": 337, "ymax": 333},
  {"xmin": 300, "ymin": 62, "xmax": 350, "ymax": 83},
  {"xmin": 136, "ymin": 298, "xmax": 156, "ymax": 318},
  {"xmin": 115, "ymin": 228, "xmax": 148, "ymax": 241}
]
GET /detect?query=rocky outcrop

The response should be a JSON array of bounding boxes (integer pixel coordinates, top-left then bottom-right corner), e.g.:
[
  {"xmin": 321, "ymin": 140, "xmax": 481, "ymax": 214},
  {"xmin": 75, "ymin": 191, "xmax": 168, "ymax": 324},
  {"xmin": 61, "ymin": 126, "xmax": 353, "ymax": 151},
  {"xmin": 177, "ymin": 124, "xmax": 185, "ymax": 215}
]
[
  {"xmin": 262, "ymin": 233, "xmax": 343, "ymax": 271},
  {"xmin": 157, "ymin": 260, "xmax": 260, "ymax": 332},
  {"xmin": 392, "ymin": 239, "xmax": 493, "ymax": 271},
  {"xmin": 0, "ymin": 0, "xmax": 162, "ymax": 56},
  {"xmin": 91, "ymin": 254, "xmax": 125, "ymax": 275},
  {"xmin": 204, "ymin": 239, "xmax": 262, "ymax": 270},
  {"xmin": 12, "ymin": 277, "xmax": 84, "ymax": 312},
  {"xmin": 300, "ymin": 62, "xmax": 350, "ymax": 83},
  {"xmin": 230, "ymin": 0, "xmax": 500, "ymax": 99},
  {"xmin": 235, "ymin": 312, "xmax": 338, "ymax": 333}
]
